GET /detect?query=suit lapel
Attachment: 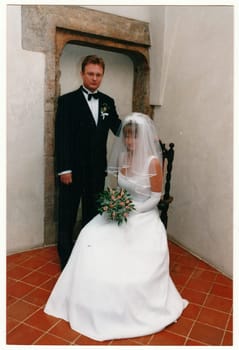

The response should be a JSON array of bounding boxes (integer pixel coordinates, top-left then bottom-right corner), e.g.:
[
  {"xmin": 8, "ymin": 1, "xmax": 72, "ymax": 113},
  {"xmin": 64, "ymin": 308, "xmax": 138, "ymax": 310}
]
[
  {"xmin": 78, "ymin": 88, "xmax": 97, "ymax": 127},
  {"xmin": 97, "ymin": 94, "xmax": 109, "ymax": 128},
  {"xmin": 97, "ymin": 97, "xmax": 103, "ymax": 128}
]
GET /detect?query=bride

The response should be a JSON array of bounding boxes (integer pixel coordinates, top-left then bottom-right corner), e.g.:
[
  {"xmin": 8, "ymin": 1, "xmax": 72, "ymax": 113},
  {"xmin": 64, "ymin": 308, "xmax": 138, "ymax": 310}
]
[{"xmin": 44, "ymin": 112, "xmax": 188, "ymax": 341}]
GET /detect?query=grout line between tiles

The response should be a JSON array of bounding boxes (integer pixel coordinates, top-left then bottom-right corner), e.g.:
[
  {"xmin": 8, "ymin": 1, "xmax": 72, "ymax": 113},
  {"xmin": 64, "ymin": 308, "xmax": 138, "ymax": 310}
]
[
  {"xmin": 31, "ymin": 319, "xmax": 69, "ymax": 345},
  {"xmin": 220, "ymin": 311, "xmax": 233, "ymax": 346}
]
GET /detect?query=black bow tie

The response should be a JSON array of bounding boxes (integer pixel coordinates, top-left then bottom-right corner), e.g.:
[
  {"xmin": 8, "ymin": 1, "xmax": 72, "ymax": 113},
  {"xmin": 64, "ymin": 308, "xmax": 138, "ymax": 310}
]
[
  {"xmin": 88, "ymin": 92, "xmax": 99, "ymax": 101},
  {"xmin": 81, "ymin": 87, "xmax": 99, "ymax": 101}
]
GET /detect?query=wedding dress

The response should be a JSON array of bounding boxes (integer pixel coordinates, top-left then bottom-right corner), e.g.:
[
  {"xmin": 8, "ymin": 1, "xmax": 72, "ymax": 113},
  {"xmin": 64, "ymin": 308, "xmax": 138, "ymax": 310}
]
[{"xmin": 44, "ymin": 171, "xmax": 188, "ymax": 341}]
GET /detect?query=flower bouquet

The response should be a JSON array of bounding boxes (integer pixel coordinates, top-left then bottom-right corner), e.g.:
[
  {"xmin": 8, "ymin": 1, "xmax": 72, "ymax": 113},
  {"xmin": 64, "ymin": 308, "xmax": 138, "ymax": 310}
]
[{"xmin": 97, "ymin": 187, "xmax": 135, "ymax": 225}]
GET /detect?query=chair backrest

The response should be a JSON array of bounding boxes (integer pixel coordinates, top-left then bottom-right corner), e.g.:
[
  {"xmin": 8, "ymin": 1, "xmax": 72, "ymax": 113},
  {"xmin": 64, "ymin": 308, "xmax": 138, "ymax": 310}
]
[
  {"xmin": 158, "ymin": 141, "xmax": 175, "ymax": 228},
  {"xmin": 160, "ymin": 141, "xmax": 175, "ymax": 200}
]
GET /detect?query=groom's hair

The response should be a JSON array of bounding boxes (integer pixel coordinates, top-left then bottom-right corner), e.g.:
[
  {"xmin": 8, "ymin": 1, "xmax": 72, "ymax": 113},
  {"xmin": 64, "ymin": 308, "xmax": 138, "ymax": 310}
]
[{"xmin": 81, "ymin": 55, "xmax": 105, "ymax": 73}]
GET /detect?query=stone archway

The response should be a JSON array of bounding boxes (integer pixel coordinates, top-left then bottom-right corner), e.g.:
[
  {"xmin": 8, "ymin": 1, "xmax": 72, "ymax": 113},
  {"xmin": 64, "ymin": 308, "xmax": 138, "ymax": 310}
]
[
  {"xmin": 22, "ymin": 5, "xmax": 152, "ymax": 244},
  {"xmin": 55, "ymin": 27, "xmax": 151, "ymax": 115}
]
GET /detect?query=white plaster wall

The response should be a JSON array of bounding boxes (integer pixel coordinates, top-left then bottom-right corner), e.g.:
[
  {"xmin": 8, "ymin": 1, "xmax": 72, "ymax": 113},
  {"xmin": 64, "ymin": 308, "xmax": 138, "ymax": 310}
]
[
  {"xmin": 152, "ymin": 6, "xmax": 233, "ymax": 276},
  {"xmin": 7, "ymin": 6, "xmax": 45, "ymax": 253},
  {"xmin": 149, "ymin": 6, "xmax": 166, "ymax": 105}
]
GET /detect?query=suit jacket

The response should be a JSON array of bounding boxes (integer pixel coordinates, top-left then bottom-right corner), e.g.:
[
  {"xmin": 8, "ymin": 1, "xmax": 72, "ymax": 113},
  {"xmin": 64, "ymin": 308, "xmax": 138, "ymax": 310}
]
[{"xmin": 55, "ymin": 87, "xmax": 121, "ymax": 187}]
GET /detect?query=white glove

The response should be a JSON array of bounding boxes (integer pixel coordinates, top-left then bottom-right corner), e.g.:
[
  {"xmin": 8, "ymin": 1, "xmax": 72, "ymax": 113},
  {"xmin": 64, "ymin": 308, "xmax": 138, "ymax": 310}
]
[{"xmin": 134, "ymin": 192, "xmax": 161, "ymax": 213}]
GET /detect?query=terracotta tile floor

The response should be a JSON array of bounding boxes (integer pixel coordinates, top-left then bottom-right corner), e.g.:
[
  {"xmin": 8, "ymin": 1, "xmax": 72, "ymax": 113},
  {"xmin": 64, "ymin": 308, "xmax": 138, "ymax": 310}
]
[{"xmin": 6, "ymin": 241, "xmax": 233, "ymax": 346}]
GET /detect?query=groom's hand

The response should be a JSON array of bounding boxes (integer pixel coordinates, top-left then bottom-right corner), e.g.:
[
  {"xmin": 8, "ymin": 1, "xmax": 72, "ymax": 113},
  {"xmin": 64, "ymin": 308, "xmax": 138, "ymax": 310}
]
[{"xmin": 60, "ymin": 173, "xmax": 72, "ymax": 185}]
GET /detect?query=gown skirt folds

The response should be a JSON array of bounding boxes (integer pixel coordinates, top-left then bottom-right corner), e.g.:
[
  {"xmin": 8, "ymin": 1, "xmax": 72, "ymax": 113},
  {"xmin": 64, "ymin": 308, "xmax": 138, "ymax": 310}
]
[{"xmin": 44, "ymin": 173, "xmax": 188, "ymax": 341}]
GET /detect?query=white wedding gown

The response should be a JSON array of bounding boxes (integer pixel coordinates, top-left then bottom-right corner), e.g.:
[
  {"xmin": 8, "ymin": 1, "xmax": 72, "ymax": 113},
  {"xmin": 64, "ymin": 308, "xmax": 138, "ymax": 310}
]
[{"xmin": 44, "ymin": 171, "xmax": 188, "ymax": 341}]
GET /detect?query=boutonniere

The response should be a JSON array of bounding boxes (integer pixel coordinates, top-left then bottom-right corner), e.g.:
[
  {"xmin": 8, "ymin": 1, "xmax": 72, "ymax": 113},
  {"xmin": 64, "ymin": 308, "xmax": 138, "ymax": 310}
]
[{"xmin": 100, "ymin": 103, "xmax": 109, "ymax": 120}]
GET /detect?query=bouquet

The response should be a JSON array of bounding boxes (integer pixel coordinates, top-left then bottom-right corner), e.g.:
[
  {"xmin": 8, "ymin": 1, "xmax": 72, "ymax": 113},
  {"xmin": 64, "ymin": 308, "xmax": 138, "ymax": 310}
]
[{"xmin": 97, "ymin": 187, "xmax": 135, "ymax": 225}]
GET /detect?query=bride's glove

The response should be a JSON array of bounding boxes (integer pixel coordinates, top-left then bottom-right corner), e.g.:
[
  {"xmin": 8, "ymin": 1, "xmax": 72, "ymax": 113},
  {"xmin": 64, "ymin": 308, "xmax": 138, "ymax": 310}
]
[{"xmin": 134, "ymin": 192, "xmax": 162, "ymax": 213}]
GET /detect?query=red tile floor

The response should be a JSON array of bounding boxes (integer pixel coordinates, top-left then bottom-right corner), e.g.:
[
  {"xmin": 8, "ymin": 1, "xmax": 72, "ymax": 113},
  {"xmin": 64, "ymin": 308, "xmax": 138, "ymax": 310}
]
[{"xmin": 7, "ymin": 241, "xmax": 232, "ymax": 346}]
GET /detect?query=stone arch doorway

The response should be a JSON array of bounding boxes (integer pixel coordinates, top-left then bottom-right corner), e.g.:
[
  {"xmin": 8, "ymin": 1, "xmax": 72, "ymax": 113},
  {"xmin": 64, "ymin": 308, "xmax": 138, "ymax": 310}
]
[
  {"xmin": 22, "ymin": 5, "xmax": 152, "ymax": 244},
  {"xmin": 55, "ymin": 27, "xmax": 151, "ymax": 115}
]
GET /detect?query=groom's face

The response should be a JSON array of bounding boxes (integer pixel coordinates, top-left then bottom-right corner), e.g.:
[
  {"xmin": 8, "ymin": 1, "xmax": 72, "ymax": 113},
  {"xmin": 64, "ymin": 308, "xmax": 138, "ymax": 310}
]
[{"xmin": 81, "ymin": 63, "xmax": 104, "ymax": 92}]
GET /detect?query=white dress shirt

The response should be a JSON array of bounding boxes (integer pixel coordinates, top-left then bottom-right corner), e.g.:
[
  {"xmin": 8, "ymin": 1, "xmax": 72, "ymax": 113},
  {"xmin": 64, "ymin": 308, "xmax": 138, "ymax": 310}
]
[{"xmin": 81, "ymin": 86, "xmax": 99, "ymax": 125}]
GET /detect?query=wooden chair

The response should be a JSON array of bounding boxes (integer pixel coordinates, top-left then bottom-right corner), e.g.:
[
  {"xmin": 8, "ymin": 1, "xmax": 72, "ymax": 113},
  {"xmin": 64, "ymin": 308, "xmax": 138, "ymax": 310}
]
[{"xmin": 158, "ymin": 141, "xmax": 175, "ymax": 228}]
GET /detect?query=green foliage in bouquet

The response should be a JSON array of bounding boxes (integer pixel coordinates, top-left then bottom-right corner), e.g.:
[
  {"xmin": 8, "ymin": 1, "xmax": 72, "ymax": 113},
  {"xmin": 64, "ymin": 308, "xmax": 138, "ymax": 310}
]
[{"xmin": 97, "ymin": 187, "xmax": 135, "ymax": 225}]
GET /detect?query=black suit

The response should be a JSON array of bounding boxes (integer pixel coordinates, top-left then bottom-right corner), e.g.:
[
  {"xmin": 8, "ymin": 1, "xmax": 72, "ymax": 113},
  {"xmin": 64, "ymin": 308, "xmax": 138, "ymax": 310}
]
[{"xmin": 55, "ymin": 86, "xmax": 121, "ymax": 269}]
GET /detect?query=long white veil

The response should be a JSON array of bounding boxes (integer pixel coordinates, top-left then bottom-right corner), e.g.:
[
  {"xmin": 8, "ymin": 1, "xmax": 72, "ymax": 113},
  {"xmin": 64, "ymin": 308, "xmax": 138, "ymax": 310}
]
[{"xmin": 107, "ymin": 112, "xmax": 162, "ymax": 179}]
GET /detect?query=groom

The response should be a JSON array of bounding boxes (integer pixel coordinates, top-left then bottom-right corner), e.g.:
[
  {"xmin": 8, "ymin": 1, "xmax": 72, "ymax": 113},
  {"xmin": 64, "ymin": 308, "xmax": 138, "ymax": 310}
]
[{"xmin": 55, "ymin": 55, "xmax": 121, "ymax": 269}]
